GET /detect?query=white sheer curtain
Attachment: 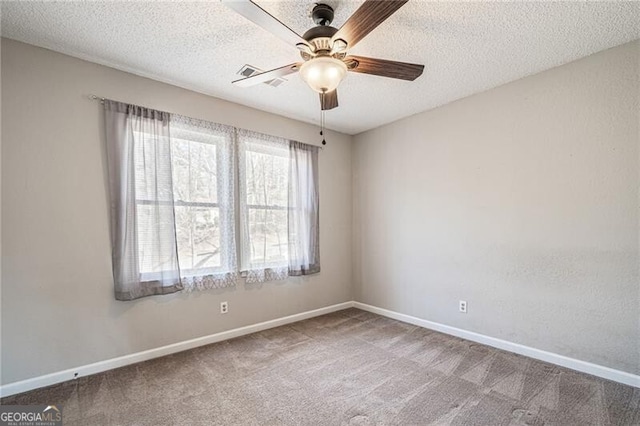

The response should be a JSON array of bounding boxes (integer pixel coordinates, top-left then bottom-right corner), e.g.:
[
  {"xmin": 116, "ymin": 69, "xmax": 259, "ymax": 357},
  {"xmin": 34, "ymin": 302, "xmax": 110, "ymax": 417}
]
[
  {"xmin": 288, "ymin": 141, "xmax": 320, "ymax": 275},
  {"xmin": 104, "ymin": 100, "xmax": 182, "ymax": 300},
  {"xmin": 170, "ymin": 115, "xmax": 238, "ymax": 291},
  {"xmin": 238, "ymin": 129, "xmax": 290, "ymax": 283}
]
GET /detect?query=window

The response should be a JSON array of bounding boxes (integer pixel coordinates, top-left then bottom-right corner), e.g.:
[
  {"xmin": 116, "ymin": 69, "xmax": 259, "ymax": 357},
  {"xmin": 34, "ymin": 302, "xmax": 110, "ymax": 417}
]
[
  {"xmin": 170, "ymin": 122, "xmax": 236, "ymax": 277},
  {"xmin": 172, "ymin": 135, "xmax": 222, "ymax": 273},
  {"xmin": 134, "ymin": 116, "xmax": 237, "ymax": 289},
  {"xmin": 238, "ymin": 131, "xmax": 290, "ymax": 281},
  {"xmin": 104, "ymin": 99, "xmax": 319, "ymax": 300}
]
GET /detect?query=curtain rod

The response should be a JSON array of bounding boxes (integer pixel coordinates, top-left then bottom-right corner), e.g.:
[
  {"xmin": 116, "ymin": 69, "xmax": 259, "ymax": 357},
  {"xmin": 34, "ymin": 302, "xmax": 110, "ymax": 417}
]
[{"xmin": 88, "ymin": 94, "xmax": 325, "ymax": 149}]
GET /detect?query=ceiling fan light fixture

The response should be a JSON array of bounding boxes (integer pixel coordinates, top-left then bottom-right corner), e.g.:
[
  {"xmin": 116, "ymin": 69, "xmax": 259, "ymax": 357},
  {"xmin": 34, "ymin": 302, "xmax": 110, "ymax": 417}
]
[{"xmin": 299, "ymin": 56, "xmax": 347, "ymax": 93}]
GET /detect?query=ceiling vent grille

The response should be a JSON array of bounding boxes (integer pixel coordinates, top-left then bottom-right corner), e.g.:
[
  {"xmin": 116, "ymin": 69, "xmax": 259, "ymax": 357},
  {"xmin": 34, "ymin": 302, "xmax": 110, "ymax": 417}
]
[{"xmin": 237, "ymin": 65, "xmax": 286, "ymax": 88}]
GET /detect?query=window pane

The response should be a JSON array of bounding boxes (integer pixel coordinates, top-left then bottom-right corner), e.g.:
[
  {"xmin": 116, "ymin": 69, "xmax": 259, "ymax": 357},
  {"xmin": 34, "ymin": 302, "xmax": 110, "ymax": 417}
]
[
  {"xmin": 247, "ymin": 208, "xmax": 288, "ymax": 264},
  {"xmin": 245, "ymin": 150, "xmax": 288, "ymax": 207},
  {"xmin": 172, "ymin": 138, "xmax": 218, "ymax": 204},
  {"xmin": 175, "ymin": 206, "xmax": 221, "ymax": 270}
]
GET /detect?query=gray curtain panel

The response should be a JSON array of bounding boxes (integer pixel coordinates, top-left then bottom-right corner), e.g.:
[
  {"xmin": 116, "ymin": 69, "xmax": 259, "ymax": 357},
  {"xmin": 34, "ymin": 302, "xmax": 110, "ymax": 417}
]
[
  {"xmin": 104, "ymin": 100, "xmax": 183, "ymax": 300},
  {"xmin": 288, "ymin": 141, "xmax": 320, "ymax": 275}
]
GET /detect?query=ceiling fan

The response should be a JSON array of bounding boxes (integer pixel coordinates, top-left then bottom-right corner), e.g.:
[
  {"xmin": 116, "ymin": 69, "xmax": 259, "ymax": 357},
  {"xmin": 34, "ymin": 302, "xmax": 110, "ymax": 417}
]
[{"xmin": 223, "ymin": 0, "xmax": 425, "ymax": 111}]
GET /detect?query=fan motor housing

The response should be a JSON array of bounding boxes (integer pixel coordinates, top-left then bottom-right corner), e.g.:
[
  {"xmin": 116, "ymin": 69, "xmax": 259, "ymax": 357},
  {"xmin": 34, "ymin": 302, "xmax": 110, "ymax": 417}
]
[
  {"xmin": 302, "ymin": 25, "xmax": 338, "ymax": 52},
  {"xmin": 302, "ymin": 25, "xmax": 338, "ymax": 43}
]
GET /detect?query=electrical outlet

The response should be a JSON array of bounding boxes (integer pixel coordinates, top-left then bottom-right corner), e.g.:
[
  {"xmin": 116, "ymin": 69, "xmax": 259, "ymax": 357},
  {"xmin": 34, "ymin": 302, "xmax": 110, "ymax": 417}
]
[
  {"xmin": 220, "ymin": 301, "xmax": 229, "ymax": 314},
  {"xmin": 459, "ymin": 300, "xmax": 467, "ymax": 313}
]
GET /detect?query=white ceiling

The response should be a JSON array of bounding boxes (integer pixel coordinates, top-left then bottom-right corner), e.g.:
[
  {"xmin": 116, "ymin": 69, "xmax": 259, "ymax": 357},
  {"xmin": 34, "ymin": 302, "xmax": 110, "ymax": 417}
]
[{"xmin": 2, "ymin": 1, "xmax": 639, "ymax": 135}]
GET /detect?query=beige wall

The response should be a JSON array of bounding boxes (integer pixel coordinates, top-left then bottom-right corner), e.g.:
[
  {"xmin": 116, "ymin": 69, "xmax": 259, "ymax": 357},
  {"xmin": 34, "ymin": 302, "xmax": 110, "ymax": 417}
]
[
  {"xmin": 353, "ymin": 41, "xmax": 640, "ymax": 374},
  {"xmin": 0, "ymin": 39, "xmax": 353, "ymax": 384}
]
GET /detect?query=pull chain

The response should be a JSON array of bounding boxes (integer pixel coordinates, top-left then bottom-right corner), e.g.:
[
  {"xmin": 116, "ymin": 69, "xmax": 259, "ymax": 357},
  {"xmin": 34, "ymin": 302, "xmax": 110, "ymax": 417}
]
[{"xmin": 320, "ymin": 91, "xmax": 327, "ymax": 145}]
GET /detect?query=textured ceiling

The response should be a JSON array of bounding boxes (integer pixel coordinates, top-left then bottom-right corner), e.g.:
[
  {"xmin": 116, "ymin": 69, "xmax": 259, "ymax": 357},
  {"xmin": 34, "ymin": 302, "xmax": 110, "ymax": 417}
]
[{"xmin": 1, "ymin": 1, "xmax": 639, "ymax": 135}]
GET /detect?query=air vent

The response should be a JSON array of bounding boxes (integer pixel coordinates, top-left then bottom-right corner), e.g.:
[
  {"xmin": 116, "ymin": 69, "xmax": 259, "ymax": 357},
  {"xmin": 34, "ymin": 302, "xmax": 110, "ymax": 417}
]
[
  {"xmin": 237, "ymin": 65, "xmax": 287, "ymax": 88},
  {"xmin": 239, "ymin": 65, "xmax": 257, "ymax": 77},
  {"xmin": 266, "ymin": 78, "xmax": 285, "ymax": 87}
]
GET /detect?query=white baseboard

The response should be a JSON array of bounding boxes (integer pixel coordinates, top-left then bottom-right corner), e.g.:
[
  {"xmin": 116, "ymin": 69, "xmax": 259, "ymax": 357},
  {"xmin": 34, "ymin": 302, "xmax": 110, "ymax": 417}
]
[
  {"xmin": 353, "ymin": 302, "xmax": 640, "ymax": 388},
  {"xmin": 3, "ymin": 300, "xmax": 637, "ymax": 397},
  {"xmin": 0, "ymin": 301, "xmax": 355, "ymax": 398}
]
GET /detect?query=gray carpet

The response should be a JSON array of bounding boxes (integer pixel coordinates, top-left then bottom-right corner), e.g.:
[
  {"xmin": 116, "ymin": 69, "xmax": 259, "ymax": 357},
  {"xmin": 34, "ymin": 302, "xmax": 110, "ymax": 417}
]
[{"xmin": 2, "ymin": 308, "xmax": 639, "ymax": 425}]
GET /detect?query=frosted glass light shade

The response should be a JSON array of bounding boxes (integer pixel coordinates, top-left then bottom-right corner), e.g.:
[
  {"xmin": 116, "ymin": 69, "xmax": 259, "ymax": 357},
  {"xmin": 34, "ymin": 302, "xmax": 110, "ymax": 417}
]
[{"xmin": 299, "ymin": 57, "xmax": 347, "ymax": 93}]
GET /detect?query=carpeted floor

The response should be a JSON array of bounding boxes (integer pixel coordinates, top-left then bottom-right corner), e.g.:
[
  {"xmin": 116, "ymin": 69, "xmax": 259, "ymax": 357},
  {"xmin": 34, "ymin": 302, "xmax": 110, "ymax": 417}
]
[{"xmin": 2, "ymin": 308, "xmax": 639, "ymax": 425}]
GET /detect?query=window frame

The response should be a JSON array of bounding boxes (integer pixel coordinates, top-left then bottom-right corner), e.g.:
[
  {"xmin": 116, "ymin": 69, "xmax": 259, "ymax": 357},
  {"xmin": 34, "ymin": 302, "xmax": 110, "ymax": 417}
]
[
  {"xmin": 134, "ymin": 127, "xmax": 236, "ymax": 281},
  {"xmin": 238, "ymin": 137, "xmax": 291, "ymax": 272}
]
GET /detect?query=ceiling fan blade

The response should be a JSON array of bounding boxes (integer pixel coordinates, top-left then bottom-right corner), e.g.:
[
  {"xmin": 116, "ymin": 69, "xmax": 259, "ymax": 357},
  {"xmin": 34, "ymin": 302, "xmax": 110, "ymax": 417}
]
[
  {"xmin": 320, "ymin": 90, "xmax": 338, "ymax": 110},
  {"xmin": 222, "ymin": 0, "xmax": 309, "ymax": 48},
  {"xmin": 232, "ymin": 63, "xmax": 301, "ymax": 87},
  {"xmin": 332, "ymin": 0, "xmax": 408, "ymax": 49},
  {"xmin": 346, "ymin": 55, "xmax": 424, "ymax": 81}
]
